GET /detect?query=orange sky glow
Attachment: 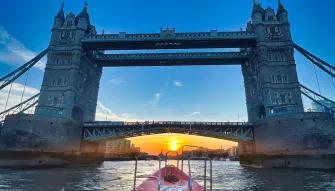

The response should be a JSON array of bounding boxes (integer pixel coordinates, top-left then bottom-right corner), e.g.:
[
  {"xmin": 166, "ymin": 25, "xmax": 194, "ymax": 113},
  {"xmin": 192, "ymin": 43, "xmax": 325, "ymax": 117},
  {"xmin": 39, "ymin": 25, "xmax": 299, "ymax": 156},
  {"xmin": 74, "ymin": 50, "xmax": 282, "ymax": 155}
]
[{"xmin": 128, "ymin": 133, "xmax": 237, "ymax": 155}]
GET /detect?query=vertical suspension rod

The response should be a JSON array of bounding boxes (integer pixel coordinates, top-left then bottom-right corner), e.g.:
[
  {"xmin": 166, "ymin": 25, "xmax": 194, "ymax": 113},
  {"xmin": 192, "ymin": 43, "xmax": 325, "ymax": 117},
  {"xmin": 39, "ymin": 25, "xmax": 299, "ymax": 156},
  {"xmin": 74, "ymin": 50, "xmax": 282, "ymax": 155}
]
[{"xmin": 19, "ymin": 70, "xmax": 30, "ymax": 111}]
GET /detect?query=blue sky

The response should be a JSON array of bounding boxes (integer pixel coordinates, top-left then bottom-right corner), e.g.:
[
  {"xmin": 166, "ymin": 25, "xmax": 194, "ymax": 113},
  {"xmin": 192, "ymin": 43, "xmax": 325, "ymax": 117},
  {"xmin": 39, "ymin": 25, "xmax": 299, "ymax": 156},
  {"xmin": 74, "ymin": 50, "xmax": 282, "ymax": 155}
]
[{"xmin": 0, "ymin": 0, "xmax": 334, "ymax": 122}]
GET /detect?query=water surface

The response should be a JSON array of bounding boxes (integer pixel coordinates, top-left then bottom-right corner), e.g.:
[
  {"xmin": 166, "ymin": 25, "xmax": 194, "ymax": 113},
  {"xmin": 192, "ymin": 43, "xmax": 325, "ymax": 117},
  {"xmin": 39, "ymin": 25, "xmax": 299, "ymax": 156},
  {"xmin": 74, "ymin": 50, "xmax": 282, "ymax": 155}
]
[{"xmin": 0, "ymin": 161, "xmax": 334, "ymax": 191}]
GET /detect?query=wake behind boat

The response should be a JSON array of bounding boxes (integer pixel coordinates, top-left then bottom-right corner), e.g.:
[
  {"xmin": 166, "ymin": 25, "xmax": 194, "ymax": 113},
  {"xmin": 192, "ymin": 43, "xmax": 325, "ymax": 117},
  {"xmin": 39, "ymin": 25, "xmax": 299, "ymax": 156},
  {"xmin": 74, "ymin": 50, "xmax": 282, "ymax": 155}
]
[{"xmin": 133, "ymin": 146, "xmax": 212, "ymax": 191}]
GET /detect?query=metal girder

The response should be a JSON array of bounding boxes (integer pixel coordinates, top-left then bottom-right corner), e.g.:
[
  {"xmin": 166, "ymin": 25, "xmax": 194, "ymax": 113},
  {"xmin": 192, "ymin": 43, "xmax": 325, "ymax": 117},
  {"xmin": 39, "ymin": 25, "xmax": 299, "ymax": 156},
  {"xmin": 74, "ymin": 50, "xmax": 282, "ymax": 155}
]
[
  {"xmin": 0, "ymin": 50, "xmax": 47, "ymax": 91},
  {"xmin": 300, "ymin": 84, "xmax": 335, "ymax": 113},
  {"xmin": 94, "ymin": 52, "xmax": 248, "ymax": 67},
  {"xmin": 82, "ymin": 31, "xmax": 257, "ymax": 50},
  {"xmin": 83, "ymin": 121, "xmax": 254, "ymax": 142},
  {"xmin": 294, "ymin": 44, "xmax": 335, "ymax": 78}
]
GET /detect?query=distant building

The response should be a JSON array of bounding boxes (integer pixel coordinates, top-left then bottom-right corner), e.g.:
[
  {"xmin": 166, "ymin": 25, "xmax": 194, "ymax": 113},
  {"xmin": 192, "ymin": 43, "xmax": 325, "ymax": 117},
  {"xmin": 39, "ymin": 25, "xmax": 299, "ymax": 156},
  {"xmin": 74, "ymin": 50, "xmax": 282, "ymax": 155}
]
[
  {"xmin": 226, "ymin": 147, "xmax": 238, "ymax": 157},
  {"xmin": 312, "ymin": 100, "xmax": 335, "ymax": 112},
  {"xmin": 182, "ymin": 147, "xmax": 209, "ymax": 158},
  {"xmin": 104, "ymin": 139, "xmax": 140, "ymax": 158}
]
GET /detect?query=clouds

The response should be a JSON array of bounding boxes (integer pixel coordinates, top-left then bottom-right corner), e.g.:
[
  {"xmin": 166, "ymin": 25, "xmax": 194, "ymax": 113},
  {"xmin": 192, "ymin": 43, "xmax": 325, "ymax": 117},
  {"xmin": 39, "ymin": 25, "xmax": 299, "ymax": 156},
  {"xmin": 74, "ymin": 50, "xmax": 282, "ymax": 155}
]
[
  {"xmin": 185, "ymin": 111, "xmax": 200, "ymax": 117},
  {"xmin": 153, "ymin": 92, "xmax": 162, "ymax": 102},
  {"xmin": 109, "ymin": 78, "xmax": 125, "ymax": 85},
  {"xmin": 0, "ymin": 27, "xmax": 46, "ymax": 70},
  {"xmin": 173, "ymin": 80, "xmax": 184, "ymax": 87},
  {"xmin": 95, "ymin": 101, "xmax": 141, "ymax": 122},
  {"xmin": 0, "ymin": 82, "xmax": 40, "ymax": 115},
  {"xmin": 149, "ymin": 92, "xmax": 163, "ymax": 108},
  {"xmin": 0, "ymin": 82, "xmax": 142, "ymax": 122}
]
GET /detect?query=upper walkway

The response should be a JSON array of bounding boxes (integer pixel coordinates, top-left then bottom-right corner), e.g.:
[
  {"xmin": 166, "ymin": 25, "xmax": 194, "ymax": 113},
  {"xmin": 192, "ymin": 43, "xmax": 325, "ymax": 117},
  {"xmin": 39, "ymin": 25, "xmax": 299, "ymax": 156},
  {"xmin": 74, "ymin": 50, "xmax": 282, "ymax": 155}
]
[
  {"xmin": 82, "ymin": 30, "xmax": 257, "ymax": 50},
  {"xmin": 94, "ymin": 51, "xmax": 248, "ymax": 67}
]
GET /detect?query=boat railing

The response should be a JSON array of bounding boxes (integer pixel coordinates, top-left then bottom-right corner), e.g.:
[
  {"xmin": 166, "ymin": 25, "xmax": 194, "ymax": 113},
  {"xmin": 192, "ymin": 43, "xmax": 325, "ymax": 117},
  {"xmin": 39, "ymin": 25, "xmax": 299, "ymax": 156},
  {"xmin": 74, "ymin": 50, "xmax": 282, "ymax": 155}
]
[
  {"xmin": 133, "ymin": 152, "xmax": 181, "ymax": 191},
  {"xmin": 132, "ymin": 157, "xmax": 161, "ymax": 191},
  {"xmin": 132, "ymin": 147, "xmax": 213, "ymax": 191},
  {"xmin": 181, "ymin": 145, "xmax": 213, "ymax": 191},
  {"xmin": 159, "ymin": 151, "xmax": 180, "ymax": 190}
]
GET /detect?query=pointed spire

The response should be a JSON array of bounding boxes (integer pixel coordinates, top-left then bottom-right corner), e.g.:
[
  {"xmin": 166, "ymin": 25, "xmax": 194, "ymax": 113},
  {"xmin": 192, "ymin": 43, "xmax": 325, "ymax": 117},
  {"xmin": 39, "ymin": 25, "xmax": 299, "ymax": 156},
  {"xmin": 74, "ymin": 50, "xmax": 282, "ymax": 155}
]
[
  {"xmin": 252, "ymin": 0, "xmax": 264, "ymax": 15},
  {"xmin": 78, "ymin": 1, "xmax": 89, "ymax": 18},
  {"xmin": 277, "ymin": 0, "xmax": 288, "ymax": 14},
  {"xmin": 55, "ymin": 2, "xmax": 65, "ymax": 21},
  {"xmin": 84, "ymin": 1, "xmax": 88, "ymax": 9}
]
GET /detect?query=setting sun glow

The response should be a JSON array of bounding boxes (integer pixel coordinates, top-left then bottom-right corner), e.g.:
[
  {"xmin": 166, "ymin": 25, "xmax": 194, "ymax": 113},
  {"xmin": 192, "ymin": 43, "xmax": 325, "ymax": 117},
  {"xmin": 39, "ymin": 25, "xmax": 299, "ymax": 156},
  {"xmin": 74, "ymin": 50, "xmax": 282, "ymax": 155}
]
[
  {"xmin": 167, "ymin": 139, "xmax": 180, "ymax": 151},
  {"xmin": 128, "ymin": 133, "xmax": 237, "ymax": 155}
]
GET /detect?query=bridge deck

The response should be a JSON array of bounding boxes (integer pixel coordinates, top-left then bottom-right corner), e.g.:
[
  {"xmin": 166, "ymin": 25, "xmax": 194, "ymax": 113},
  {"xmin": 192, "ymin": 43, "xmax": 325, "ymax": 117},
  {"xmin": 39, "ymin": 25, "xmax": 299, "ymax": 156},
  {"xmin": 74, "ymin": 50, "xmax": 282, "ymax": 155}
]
[
  {"xmin": 82, "ymin": 31, "xmax": 257, "ymax": 50},
  {"xmin": 83, "ymin": 121, "xmax": 254, "ymax": 142},
  {"xmin": 94, "ymin": 52, "xmax": 248, "ymax": 67}
]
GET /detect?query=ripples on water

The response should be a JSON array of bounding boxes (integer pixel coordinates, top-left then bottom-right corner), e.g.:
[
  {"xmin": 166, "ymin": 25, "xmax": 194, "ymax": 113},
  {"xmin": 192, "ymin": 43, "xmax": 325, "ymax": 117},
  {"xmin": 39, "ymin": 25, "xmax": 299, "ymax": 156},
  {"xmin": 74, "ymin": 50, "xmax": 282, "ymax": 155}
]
[{"xmin": 0, "ymin": 161, "xmax": 335, "ymax": 191}]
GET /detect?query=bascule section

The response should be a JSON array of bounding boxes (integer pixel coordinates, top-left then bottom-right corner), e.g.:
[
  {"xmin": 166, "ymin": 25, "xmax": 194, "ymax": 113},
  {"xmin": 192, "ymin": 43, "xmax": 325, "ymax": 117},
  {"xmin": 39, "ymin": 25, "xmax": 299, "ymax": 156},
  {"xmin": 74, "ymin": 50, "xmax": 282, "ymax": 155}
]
[{"xmin": 35, "ymin": 4, "xmax": 102, "ymax": 122}]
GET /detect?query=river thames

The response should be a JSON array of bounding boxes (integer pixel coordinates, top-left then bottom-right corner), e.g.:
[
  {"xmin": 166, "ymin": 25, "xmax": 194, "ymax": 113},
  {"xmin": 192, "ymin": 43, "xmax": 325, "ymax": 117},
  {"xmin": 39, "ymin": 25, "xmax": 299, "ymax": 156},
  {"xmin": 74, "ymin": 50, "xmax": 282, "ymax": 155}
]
[{"xmin": 0, "ymin": 161, "xmax": 334, "ymax": 191}]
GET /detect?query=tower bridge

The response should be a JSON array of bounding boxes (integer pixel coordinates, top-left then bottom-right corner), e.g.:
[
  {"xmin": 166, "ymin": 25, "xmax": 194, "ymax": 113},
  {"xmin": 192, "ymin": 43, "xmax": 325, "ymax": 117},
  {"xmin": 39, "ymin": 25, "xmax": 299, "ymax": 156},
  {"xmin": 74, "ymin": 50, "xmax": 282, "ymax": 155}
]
[{"xmin": 0, "ymin": 1, "xmax": 335, "ymax": 169}]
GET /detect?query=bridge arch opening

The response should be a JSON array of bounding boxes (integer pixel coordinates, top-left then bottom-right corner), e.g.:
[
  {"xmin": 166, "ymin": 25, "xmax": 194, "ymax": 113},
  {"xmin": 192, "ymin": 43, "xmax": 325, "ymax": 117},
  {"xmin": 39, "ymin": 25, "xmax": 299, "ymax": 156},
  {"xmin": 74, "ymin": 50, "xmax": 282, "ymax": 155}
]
[{"xmin": 112, "ymin": 133, "xmax": 238, "ymax": 156}]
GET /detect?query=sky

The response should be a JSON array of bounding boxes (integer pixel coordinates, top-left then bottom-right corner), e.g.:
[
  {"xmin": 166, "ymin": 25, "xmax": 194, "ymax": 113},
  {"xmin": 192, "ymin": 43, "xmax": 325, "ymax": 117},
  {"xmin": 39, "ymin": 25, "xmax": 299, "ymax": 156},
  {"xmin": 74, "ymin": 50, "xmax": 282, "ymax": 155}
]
[{"xmin": 0, "ymin": 0, "xmax": 334, "ymax": 154}]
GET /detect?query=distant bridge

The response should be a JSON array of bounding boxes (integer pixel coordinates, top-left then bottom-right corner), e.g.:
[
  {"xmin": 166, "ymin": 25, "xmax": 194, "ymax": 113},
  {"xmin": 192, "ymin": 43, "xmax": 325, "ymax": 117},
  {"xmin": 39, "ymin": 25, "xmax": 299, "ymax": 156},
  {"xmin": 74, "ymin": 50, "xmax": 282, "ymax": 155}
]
[{"xmin": 83, "ymin": 121, "xmax": 254, "ymax": 142}]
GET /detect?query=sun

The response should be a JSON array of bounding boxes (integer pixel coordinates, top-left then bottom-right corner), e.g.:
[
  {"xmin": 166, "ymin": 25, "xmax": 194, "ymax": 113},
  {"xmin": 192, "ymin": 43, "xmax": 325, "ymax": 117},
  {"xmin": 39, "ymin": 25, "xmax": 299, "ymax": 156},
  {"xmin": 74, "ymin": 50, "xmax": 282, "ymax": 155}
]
[{"xmin": 168, "ymin": 139, "xmax": 180, "ymax": 152}]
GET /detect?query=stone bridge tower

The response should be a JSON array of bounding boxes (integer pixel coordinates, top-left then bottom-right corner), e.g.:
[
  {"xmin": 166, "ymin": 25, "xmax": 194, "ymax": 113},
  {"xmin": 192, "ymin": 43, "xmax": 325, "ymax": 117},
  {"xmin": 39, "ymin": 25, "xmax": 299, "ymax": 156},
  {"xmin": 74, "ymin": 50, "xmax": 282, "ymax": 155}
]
[
  {"xmin": 243, "ymin": 1, "xmax": 304, "ymax": 122},
  {"xmin": 35, "ymin": 4, "xmax": 102, "ymax": 122}
]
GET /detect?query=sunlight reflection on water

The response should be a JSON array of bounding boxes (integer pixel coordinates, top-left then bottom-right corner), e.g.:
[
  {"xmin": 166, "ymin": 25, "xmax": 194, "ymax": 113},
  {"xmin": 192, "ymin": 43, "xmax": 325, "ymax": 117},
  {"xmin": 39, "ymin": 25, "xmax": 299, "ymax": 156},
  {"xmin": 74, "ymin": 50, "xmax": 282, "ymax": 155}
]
[{"xmin": 0, "ymin": 161, "xmax": 335, "ymax": 191}]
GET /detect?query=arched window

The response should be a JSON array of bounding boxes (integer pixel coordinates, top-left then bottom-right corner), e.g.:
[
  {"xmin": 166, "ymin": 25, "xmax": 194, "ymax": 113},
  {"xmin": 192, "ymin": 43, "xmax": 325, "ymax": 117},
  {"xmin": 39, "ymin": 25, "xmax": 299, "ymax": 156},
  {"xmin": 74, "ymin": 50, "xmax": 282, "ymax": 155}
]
[
  {"xmin": 53, "ymin": 97, "xmax": 58, "ymax": 106},
  {"xmin": 63, "ymin": 78, "xmax": 68, "ymax": 86},
  {"xmin": 59, "ymin": 95, "xmax": 64, "ymax": 107},
  {"xmin": 287, "ymin": 92, "xmax": 293, "ymax": 104},
  {"xmin": 283, "ymin": 74, "xmax": 288, "ymax": 83},
  {"xmin": 66, "ymin": 20, "xmax": 73, "ymax": 26},
  {"xmin": 57, "ymin": 78, "xmax": 62, "ymax": 86},
  {"xmin": 52, "ymin": 79, "xmax": 56, "ymax": 86},
  {"xmin": 47, "ymin": 96, "xmax": 53, "ymax": 106},
  {"xmin": 277, "ymin": 75, "xmax": 282, "ymax": 83}
]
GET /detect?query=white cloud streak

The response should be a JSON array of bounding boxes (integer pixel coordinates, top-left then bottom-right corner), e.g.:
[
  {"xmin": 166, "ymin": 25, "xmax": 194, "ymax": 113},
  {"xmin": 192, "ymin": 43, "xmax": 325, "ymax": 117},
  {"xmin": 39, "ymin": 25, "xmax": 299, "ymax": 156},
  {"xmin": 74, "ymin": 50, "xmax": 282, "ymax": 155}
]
[
  {"xmin": 149, "ymin": 92, "xmax": 163, "ymax": 108},
  {"xmin": 0, "ymin": 27, "xmax": 46, "ymax": 70},
  {"xmin": 185, "ymin": 111, "xmax": 200, "ymax": 117},
  {"xmin": 173, "ymin": 80, "xmax": 184, "ymax": 87},
  {"xmin": 95, "ymin": 101, "xmax": 141, "ymax": 122},
  {"xmin": 109, "ymin": 78, "xmax": 125, "ymax": 85}
]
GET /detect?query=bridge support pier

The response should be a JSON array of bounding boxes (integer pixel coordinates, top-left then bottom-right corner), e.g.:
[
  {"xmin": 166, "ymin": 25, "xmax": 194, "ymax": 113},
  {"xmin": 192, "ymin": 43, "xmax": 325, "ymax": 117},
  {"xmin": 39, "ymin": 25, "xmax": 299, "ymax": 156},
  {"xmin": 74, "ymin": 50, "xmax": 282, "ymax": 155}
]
[
  {"xmin": 239, "ymin": 112, "xmax": 335, "ymax": 169},
  {"xmin": 0, "ymin": 114, "xmax": 105, "ymax": 168},
  {"xmin": 0, "ymin": 114, "xmax": 82, "ymax": 152}
]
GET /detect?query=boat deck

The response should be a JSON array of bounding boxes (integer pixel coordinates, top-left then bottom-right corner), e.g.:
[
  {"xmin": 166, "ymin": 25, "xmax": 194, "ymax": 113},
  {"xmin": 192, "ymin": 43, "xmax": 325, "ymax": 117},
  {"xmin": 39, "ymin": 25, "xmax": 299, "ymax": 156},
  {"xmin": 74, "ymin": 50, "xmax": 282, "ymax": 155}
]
[{"xmin": 135, "ymin": 165, "xmax": 204, "ymax": 191}]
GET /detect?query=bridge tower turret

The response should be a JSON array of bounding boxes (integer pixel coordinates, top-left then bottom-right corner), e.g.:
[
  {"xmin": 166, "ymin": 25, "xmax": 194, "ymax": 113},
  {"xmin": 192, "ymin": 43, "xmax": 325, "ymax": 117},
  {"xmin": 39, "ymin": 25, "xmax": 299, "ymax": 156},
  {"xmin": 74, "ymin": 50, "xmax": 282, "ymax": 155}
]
[
  {"xmin": 277, "ymin": 0, "xmax": 288, "ymax": 23},
  {"xmin": 243, "ymin": 1, "xmax": 304, "ymax": 122},
  {"xmin": 53, "ymin": 3, "xmax": 65, "ymax": 28},
  {"xmin": 35, "ymin": 3, "xmax": 102, "ymax": 122}
]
